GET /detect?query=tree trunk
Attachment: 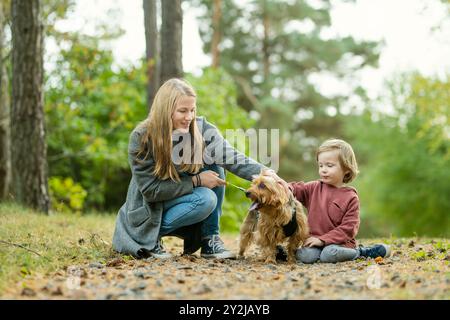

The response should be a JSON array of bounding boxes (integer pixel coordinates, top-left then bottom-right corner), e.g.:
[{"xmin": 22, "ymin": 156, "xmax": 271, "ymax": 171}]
[
  {"xmin": 262, "ymin": 2, "xmax": 270, "ymax": 82},
  {"xmin": 0, "ymin": 0, "xmax": 11, "ymax": 200},
  {"xmin": 11, "ymin": 0, "xmax": 49, "ymax": 213},
  {"xmin": 160, "ymin": 0, "xmax": 183, "ymax": 83},
  {"xmin": 211, "ymin": 0, "xmax": 222, "ymax": 68},
  {"xmin": 143, "ymin": 0, "xmax": 159, "ymax": 111}
]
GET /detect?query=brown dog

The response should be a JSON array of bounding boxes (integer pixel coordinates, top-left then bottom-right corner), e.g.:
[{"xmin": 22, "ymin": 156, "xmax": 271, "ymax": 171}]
[{"xmin": 238, "ymin": 170, "xmax": 309, "ymax": 264}]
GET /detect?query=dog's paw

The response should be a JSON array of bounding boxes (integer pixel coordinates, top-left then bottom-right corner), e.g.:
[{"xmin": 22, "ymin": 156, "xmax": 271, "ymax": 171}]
[
  {"xmin": 287, "ymin": 256, "xmax": 297, "ymax": 264},
  {"xmin": 238, "ymin": 249, "xmax": 246, "ymax": 257},
  {"xmin": 264, "ymin": 257, "xmax": 277, "ymax": 264}
]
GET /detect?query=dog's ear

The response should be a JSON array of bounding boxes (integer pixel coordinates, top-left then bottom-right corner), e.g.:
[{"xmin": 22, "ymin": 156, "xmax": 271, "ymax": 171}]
[{"xmin": 270, "ymin": 186, "xmax": 289, "ymax": 207}]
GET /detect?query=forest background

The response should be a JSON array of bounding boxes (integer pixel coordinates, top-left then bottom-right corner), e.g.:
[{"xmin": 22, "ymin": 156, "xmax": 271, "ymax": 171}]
[{"xmin": 0, "ymin": 0, "xmax": 449, "ymax": 239}]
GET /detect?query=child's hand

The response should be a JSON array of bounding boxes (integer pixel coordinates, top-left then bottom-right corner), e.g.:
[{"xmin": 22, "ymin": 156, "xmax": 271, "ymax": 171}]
[
  {"xmin": 304, "ymin": 237, "xmax": 324, "ymax": 247},
  {"xmin": 262, "ymin": 169, "xmax": 291, "ymax": 193}
]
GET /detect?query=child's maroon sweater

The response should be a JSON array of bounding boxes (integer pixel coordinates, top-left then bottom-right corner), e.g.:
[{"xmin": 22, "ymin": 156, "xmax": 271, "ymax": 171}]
[{"xmin": 289, "ymin": 180, "xmax": 360, "ymax": 248}]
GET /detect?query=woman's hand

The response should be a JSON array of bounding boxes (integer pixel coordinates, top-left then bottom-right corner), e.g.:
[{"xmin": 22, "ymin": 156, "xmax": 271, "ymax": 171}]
[
  {"xmin": 304, "ymin": 237, "xmax": 324, "ymax": 248},
  {"xmin": 192, "ymin": 170, "xmax": 226, "ymax": 189}
]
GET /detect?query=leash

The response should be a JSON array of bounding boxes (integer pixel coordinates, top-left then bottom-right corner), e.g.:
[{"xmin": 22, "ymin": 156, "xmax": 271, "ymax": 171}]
[{"xmin": 226, "ymin": 181, "xmax": 246, "ymax": 193}]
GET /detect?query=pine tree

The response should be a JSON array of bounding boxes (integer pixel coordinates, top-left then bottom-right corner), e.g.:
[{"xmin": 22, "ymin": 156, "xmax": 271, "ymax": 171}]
[
  {"xmin": 143, "ymin": 0, "xmax": 160, "ymax": 109},
  {"xmin": 0, "ymin": 0, "xmax": 11, "ymax": 200},
  {"xmin": 160, "ymin": 0, "xmax": 183, "ymax": 83},
  {"xmin": 11, "ymin": 0, "xmax": 50, "ymax": 212}
]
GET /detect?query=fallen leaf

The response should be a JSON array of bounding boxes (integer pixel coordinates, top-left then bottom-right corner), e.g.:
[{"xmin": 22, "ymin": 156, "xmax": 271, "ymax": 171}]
[
  {"xmin": 374, "ymin": 257, "xmax": 384, "ymax": 264},
  {"xmin": 106, "ymin": 258, "xmax": 125, "ymax": 267}
]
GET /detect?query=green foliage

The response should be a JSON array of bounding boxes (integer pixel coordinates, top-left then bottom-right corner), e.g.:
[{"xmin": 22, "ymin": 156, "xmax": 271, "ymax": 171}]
[
  {"xmin": 432, "ymin": 241, "xmax": 449, "ymax": 253},
  {"xmin": 187, "ymin": 67, "xmax": 254, "ymax": 130},
  {"xmin": 220, "ymin": 180, "xmax": 253, "ymax": 233},
  {"xmin": 411, "ymin": 250, "xmax": 427, "ymax": 262},
  {"xmin": 45, "ymin": 36, "xmax": 147, "ymax": 210},
  {"xmin": 346, "ymin": 73, "xmax": 450, "ymax": 237},
  {"xmin": 48, "ymin": 177, "xmax": 87, "ymax": 212},
  {"xmin": 42, "ymin": 0, "xmax": 76, "ymax": 33}
]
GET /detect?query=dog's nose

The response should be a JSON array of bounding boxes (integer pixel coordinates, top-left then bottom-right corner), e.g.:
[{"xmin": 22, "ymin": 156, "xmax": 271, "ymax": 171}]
[{"xmin": 245, "ymin": 191, "xmax": 252, "ymax": 198}]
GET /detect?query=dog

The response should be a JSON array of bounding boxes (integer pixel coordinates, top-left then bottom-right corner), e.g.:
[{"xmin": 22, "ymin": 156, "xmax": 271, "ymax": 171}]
[{"xmin": 238, "ymin": 170, "xmax": 309, "ymax": 264}]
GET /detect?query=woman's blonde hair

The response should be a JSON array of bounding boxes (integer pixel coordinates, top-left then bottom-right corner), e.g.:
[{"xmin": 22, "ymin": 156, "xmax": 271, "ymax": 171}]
[
  {"xmin": 136, "ymin": 78, "xmax": 204, "ymax": 182},
  {"xmin": 316, "ymin": 139, "xmax": 359, "ymax": 183}
]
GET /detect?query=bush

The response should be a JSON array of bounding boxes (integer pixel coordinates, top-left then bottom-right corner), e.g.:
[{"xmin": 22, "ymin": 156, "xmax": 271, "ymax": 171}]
[
  {"xmin": 49, "ymin": 177, "xmax": 87, "ymax": 212},
  {"xmin": 346, "ymin": 73, "xmax": 450, "ymax": 237}
]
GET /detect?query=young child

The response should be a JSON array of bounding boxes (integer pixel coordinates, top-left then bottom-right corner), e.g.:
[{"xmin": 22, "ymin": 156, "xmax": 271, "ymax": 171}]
[{"xmin": 287, "ymin": 139, "xmax": 391, "ymax": 264}]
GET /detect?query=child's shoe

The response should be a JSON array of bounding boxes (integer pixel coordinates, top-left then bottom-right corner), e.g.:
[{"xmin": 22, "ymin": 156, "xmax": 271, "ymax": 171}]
[{"xmin": 359, "ymin": 244, "xmax": 391, "ymax": 259}]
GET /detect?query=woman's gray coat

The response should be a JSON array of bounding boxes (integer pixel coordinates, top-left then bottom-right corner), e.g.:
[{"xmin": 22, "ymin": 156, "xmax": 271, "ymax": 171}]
[{"xmin": 112, "ymin": 117, "xmax": 264, "ymax": 257}]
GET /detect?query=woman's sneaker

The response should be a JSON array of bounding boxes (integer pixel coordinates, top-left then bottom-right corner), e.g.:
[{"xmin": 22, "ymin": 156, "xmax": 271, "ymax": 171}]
[
  {"xmin": 201, "ymin": 235, "xmax": 236, "ymax": 259},
  {"xmin": 137, "ymin": 239, "xmax": 173, "ymax": 259},
  {"xmin": 359, "ymin": 244, "xmax": 391, "ymax": 259}
]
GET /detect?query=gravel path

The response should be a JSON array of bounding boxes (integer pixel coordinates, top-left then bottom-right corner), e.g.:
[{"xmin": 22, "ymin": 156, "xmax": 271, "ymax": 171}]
[{"xmin": 4, "ymin": 237, "xmax": 449, "ymax": 300}]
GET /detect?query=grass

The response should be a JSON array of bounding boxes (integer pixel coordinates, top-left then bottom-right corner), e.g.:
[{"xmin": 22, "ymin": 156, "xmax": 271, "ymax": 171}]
[
  {"xmin": 0, "ymin": 203, "xmax": 119, "ymax": 294},
  {"xmin": 1, "ymin": 203, "xmax": 448, "ymax": 299},
  {"xmin": 0, "ymin": 203, "xmax": 242, "ymax": 296}
]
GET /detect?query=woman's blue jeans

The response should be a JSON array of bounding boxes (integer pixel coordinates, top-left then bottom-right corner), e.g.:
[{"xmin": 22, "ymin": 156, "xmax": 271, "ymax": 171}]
[{"xmin": 159, "ymin": 164, "xmax": 225, "ymax": 238}]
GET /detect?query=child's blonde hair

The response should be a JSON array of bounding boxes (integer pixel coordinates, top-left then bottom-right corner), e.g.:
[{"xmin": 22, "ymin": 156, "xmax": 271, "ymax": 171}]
[{"xmin": 316, "ymin": 139, "xmax": 359, "ymax": 183}]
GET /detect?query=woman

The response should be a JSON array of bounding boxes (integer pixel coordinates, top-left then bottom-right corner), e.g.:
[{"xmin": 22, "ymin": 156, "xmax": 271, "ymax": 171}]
[{"xmin": 112, "ymin": 78, "xmax": 268, "ymax": 259}]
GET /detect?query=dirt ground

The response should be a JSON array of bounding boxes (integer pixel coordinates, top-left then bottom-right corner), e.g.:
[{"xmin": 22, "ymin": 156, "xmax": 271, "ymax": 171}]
[{"xmin": 3, "ymin": 236, "xmax": 449, "ymax": 300}]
